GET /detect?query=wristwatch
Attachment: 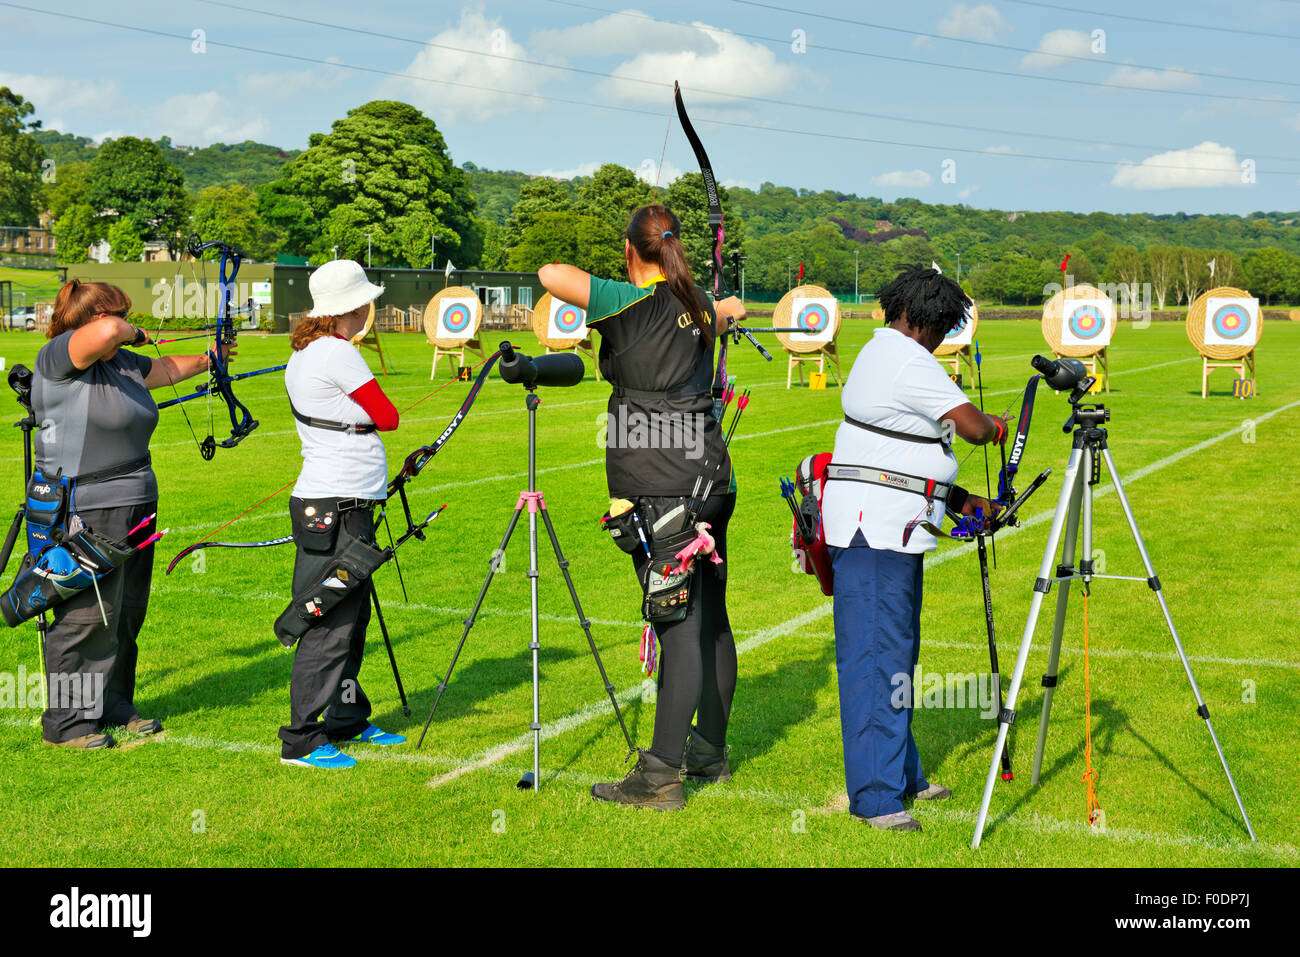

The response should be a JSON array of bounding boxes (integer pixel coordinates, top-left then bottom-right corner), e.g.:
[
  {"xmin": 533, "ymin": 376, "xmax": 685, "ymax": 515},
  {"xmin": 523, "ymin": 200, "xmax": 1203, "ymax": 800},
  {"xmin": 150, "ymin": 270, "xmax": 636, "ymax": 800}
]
[{"xmin": 132, "ymin": 326, "xmax": 147, "ymax": 346}]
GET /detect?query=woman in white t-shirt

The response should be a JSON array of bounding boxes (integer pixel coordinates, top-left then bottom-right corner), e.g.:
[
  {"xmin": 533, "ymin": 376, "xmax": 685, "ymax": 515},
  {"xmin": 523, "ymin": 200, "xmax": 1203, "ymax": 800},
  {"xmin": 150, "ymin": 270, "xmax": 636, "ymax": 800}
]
[
  {"xmin": 824, "ymin": 265, "xmax": 1007, "ymax": 832},
  {"xmin": 275, "ymin": 260, "xmax": 405, "ymax": 770}
]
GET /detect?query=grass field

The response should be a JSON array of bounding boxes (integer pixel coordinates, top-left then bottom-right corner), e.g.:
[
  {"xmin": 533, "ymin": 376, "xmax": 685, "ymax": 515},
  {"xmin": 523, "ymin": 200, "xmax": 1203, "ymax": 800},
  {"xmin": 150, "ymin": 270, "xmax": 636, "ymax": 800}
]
[{"xmin": 0, "ymin": 319, "xmax": 1295, "ymax": 868}]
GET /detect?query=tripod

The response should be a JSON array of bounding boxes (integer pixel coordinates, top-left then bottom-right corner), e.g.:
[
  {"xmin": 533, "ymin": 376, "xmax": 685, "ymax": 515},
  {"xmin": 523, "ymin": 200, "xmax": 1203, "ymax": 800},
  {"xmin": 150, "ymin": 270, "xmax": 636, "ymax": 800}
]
[
  {"xmin": 416, "ymin": 388, "xmax": 634, "ymax": 789},
  {"xmin": 971, "ymin": 398, "xmax": 1255, "ymax": 848}
]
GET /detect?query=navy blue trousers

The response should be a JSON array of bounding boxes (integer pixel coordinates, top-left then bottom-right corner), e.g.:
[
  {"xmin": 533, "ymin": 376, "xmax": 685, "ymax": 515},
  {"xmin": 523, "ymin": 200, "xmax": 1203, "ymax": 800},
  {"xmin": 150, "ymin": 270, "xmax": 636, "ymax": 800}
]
[{"xmin": 830, "ymin": 543, "xmax": 929, "ymax": 818}]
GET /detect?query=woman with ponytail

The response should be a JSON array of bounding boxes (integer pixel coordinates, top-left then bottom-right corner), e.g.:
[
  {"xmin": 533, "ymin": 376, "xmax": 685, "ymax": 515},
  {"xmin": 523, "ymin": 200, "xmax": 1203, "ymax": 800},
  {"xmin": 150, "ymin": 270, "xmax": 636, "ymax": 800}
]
[
  {"xmin": 32, "ymin": 279, "xmax": 221, "ymax": 749},
  {"xmin": 539, "ymin": 203, "xmax": 746, "ymax": 810}
]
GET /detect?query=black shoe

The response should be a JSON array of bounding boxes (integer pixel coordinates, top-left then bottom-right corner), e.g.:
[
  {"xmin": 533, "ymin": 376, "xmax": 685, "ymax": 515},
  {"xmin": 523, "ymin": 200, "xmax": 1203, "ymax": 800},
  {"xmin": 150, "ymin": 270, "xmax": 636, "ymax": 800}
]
[
  {"xmin": 682, "ymin": 726, "xmax": 731, "ymax": 783},
  {"xmin": 126, "ymin": 717, "xmax": 163, "ymax": 736},
  {"xmin": 591, "ymin": 751, "xmax": 686, "ymax": 810}
]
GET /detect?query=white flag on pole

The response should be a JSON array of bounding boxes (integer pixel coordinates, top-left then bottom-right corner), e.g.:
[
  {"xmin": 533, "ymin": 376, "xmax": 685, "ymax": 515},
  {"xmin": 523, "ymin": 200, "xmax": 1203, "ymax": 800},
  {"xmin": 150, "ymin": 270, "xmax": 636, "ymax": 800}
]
[
  {"xmin": 1207, "ymin": 257, "xmax": 1216, "ymax": 279},
  {"xmin": 931, "ymin": 261, "xmax": 942, "ymax": 274}
]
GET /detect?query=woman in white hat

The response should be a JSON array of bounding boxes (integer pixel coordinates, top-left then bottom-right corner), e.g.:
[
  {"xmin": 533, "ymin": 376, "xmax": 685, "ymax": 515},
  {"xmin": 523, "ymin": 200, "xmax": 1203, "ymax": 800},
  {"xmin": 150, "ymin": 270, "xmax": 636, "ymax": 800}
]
[{"xmin": 276, "ymin": 259, "xmax": 405, "ymax": 769}]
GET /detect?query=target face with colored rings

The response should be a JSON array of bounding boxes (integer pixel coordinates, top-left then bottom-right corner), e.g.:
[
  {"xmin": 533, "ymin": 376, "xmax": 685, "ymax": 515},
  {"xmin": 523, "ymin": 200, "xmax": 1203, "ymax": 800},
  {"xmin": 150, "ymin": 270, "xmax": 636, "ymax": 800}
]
[
  {"xmin": 796, "ymin": 303, "xmax": 831, "ymax": 333},
  {"xmin": 442, "ymin": 302, "xmax": 473, "ymax": 334},
  {"xmin": 1210, "ymin": 303, "xmax": 1251, "ymax": 340},
  {"xmin": 554, "ymin": 303, "xmax": 585, "ymax": 335},
  {"xmin": 945, "ymin": 314, "xmax": 968, "ymax": 339},
  {"xmin": 1066, "ymin": 304, "xmax": 1107, "ymax": 340}
]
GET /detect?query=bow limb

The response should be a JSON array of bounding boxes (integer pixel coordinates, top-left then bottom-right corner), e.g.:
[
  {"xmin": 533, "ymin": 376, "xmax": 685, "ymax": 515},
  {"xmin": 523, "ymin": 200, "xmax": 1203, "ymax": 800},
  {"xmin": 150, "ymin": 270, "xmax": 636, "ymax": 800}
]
[{"xmin": 165, "ymin": 535, "xmax": 294, "ymax": 575}]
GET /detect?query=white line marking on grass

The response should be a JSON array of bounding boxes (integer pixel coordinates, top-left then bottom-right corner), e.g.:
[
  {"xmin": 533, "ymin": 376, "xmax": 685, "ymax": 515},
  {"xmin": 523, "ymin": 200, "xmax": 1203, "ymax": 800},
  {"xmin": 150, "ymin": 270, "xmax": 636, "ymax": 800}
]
[{"xmin": 423, "ymin": 397, "xmax": 1300, "ymax": 788}]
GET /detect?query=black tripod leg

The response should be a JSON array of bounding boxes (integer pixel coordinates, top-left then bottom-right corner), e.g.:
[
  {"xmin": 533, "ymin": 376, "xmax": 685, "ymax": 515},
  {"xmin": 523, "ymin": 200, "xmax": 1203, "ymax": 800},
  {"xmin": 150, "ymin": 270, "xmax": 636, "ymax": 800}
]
[
  {"xmin": 416, "ymin": 506, "xmax": 524, "ymax": 749},
  {"xmin": 369, "ymin": 582, "xmax": 409, "ymax": 717},
  {"xmin": 536, "ymin": 504, "xmax": 636, "ymax": 755},
  {"xmin": 0, "ymin": 505, "xmax": 25, "ymax": 577},
  {"xmin": 977, "ymin": 535, "xmax": 1012, "ymax": 780}
]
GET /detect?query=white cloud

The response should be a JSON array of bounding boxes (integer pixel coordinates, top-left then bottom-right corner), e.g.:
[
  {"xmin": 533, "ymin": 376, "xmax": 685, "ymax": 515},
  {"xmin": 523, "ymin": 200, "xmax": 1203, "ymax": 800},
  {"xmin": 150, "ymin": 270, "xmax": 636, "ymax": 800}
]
[
  {"xmin": 599, "ymin": 22, "xmax": 798, "ymax": 104},
  {"xmin": 958, "ymin": 185, "xmax": 980, "ymax": 200},
  {"xmin": 1020, "ymin": 29, "xmax": 1094, "ymax": 70},
  {"xmin": 236, "ymin": 61, "xmax": 345, "ymax": 102},
  {"xmin": 1286, "ymin": 114, "xmax": 1300, "ymax": 132},
  {"xmin": 532, "ymin": 11, "xmax": 717, "ymax": 57},
  {"xmin": 984, "ymin": 144, "xmax": 1015, "ymax": 154},
  {"xmin": 938, "ymin": 4, "xmax": 1007, "ymax": 42},
  {"xmin": 149, "ymin": 91, "xmax": 271, "ymax": 145},
  {"xmin": 377, "ymin": 7, "xmax": 536, "ymax": 122},
  {"xmin": 1104, "ymin": 64, "xmax": 1196, "ymax": 91},
  {"xmin": 872, "ymin": 169, "xmax": 933, "ymax": 188},
  {"xmin": 1111, "ymin": 141, "xmax": 1249, "ymax": 190},
  {"xmin": 0, "ymin": 71, "xmax": 122, "ymax": 121}
]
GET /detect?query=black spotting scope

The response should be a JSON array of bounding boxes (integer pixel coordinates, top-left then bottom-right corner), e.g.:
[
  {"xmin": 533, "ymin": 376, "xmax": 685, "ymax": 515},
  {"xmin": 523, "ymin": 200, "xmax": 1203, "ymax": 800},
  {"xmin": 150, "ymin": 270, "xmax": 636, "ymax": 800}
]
[
  {"xmin": 498, "ymin": 341, "xmax": 585, "ymax": 389},
  {"xmin": 1031, "ymin": 354, "xmax": 1088, "ymax": 391}
]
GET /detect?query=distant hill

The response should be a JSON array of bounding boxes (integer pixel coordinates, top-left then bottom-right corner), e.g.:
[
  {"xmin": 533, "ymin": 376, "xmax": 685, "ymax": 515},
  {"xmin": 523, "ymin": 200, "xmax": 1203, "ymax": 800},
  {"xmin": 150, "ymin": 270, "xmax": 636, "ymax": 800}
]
[{"xmin": 33, "ymin": 131, "xmax": 301, "ymax": 191}]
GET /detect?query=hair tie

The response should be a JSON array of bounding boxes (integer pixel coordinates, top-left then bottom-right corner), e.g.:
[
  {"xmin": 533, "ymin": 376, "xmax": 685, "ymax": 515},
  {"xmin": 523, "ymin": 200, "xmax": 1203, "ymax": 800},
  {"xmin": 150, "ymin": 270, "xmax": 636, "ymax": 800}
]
[{"xmin": 662, "ymin": 230, "xmax": 673, "ymax": 239}]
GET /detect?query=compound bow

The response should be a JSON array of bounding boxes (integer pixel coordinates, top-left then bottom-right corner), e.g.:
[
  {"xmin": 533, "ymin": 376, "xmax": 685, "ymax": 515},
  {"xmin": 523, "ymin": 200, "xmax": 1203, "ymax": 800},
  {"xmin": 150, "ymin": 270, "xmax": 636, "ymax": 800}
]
[{"xmin": 155, "ymin": 237, "xmax": 287, "ymax": 460}]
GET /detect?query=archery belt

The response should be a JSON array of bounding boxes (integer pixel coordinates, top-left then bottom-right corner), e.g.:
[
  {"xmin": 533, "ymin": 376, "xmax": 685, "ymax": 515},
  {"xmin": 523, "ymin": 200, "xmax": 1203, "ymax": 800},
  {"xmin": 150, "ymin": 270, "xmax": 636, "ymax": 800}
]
[
  {"xmin": 637, "ymin": 501, "xmax": 699, "ymax": 625},
  {"xmin": 1, "ymin": 468, "xmax": 137, "ymax": 627},
  {"xmin": 274, "ymin": 502, "xmax": 388, "ymax": 648},
  {"xmin": 823, "ymin": 463, "xmax": 965, "ymax": 546}
]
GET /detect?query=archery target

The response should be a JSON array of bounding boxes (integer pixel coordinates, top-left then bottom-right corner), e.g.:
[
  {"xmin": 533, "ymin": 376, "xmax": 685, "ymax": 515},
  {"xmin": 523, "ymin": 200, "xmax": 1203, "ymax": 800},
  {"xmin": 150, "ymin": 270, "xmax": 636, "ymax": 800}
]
[
  {"xmin": 1060, "ymin": 298, "xmax": 1114, "ymax": 348},
  {"xmin": 438, "ymin": 297, "xmax": 479, "ymax": 339},
  {"xmin": 1204, "ymin": 297, "xmax": 1259, "ymax": 346},
  {"xmin": 791, "ymin": 296, "xmax": 837, "ymax": 343},
  {"xmin": 946, "ymin": 303, "xmax": 975, "ymax": 346},
  {"xmin": 548, "ymin": 298, "xmax": 587, "ymax": 340}
]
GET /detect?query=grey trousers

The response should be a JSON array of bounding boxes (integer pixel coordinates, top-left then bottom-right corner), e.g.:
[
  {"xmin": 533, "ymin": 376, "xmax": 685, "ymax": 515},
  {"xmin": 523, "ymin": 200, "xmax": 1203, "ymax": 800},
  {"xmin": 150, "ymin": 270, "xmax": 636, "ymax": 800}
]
[{"xmin": 41, "ymin": 500, "xmax": 156, "ymax": 743}]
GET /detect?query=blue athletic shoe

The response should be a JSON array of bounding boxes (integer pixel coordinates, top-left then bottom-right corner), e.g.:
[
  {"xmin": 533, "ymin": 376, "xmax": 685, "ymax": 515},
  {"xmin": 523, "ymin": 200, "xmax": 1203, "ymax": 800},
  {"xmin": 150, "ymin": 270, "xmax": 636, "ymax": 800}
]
[
  {"xmin": 349, "ymin": 724, "xmax": 405, "ymax": 746},
  {"xmin": 281, "ymin": 744, "xmax": 357, "ymax": 769}
]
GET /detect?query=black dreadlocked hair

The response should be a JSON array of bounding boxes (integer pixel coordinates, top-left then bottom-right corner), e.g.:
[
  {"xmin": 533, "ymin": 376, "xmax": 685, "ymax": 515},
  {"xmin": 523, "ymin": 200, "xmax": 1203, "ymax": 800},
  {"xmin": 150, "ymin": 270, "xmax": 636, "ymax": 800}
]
[{"xmin": 877, "ymin": 264, "xmax": 971, "ymax": 337}]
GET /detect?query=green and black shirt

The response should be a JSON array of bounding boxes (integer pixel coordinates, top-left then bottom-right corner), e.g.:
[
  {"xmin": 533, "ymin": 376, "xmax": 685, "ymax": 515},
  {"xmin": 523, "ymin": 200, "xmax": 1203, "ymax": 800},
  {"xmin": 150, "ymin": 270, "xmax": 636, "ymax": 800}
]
[{"xmin": 586, "ymin": 274, "xmax": 733, "ymax": 499}]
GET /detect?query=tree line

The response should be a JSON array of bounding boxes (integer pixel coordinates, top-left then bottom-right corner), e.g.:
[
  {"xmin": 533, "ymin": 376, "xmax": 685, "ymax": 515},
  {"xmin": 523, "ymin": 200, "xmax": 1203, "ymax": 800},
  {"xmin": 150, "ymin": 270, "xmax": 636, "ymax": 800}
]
[{"xmin": 3, "ymin": 86, "xmax": 1298, "ymax": 305}]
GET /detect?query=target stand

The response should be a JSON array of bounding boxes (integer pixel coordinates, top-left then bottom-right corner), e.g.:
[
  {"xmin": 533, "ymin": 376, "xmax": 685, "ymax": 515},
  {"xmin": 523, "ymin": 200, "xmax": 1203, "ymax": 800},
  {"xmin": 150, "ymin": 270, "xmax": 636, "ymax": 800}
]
[
  {"xmin": 1042, "ymin": 285, "xmax": 1116, "ymax": 393},
  {"xmin": 774, "ymin": 284, "xmax": 842, "ymax": 389},
  {"xmin": 936, "ymin": 303, "xmax": 978, "ymax": 386},
  {"xmin": 424, "ymin": 287, "xmax": 487, "ymax": 379},
  {"xmin": 1186, "ymin": 287, "xmax": 1261, "ymax": 398},
  {"xmin": 529, "ymin": 293, "xmax": 599, "ymax": 381}
]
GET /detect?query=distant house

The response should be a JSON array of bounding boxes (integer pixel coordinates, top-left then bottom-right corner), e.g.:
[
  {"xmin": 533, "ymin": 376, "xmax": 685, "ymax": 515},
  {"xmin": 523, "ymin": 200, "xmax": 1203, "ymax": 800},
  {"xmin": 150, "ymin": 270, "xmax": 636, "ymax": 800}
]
[
  {"xmin": 0, "ymin": 212, "xmax": 57, "ymax": 255},
  {"xmin": 1006, "ymin": 211, "xmax": 1025, "ymax": 223}
]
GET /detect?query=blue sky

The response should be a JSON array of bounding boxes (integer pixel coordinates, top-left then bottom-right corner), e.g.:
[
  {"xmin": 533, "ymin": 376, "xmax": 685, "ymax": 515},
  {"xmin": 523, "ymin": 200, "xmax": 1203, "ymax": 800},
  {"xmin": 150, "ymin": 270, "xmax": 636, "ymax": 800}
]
[{"xmin": 3, "ymin": 0, "xmax": 1298, "ymax": 215}]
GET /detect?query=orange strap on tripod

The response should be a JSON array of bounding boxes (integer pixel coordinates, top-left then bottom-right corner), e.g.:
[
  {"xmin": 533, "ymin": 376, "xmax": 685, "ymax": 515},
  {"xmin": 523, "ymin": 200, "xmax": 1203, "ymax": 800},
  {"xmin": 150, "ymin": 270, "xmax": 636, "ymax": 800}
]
[{"xmin": 1081, "ymin": 590, "xmax": 1102, "ymax": 826}]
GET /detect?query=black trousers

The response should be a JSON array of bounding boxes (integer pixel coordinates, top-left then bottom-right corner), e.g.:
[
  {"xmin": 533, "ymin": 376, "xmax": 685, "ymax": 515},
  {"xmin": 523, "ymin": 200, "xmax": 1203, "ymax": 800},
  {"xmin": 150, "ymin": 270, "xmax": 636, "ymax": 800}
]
[
  {"xmin": 631, "ymin": 492, "xmax": 737, "ymax": 767},
  {"xmin": 277, "ymin": 498, "xmax": 375, "ymax": 759},
  {"xmin": 41, "ymin": 500, "xmax": 156, "ymax": 743}
]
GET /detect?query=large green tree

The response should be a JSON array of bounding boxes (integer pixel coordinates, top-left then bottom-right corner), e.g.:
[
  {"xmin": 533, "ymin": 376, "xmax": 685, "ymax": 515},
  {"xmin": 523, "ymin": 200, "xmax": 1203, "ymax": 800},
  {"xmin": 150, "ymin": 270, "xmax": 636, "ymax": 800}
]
[
  {"xmin": 0, "ymin": 87, "xmax": 47, "ymax": 225},
  {"xmin": 83, "ymin": 137, "xmax": 189, "ymax": 256},
  {"xmin": 189, "ymin": 184, "xmax": 281, "ymax": 260},
  {"xmin": 260, "ymin": 100, "xmax": 481, "ymax": 267}
]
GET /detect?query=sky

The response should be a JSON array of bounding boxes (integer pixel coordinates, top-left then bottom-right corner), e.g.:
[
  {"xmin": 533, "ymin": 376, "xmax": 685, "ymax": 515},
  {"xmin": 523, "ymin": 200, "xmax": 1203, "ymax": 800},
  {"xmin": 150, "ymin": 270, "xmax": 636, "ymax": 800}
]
[{"xmin": 2, "ymin": 0, "xmax": 1299, "ymax": 216}]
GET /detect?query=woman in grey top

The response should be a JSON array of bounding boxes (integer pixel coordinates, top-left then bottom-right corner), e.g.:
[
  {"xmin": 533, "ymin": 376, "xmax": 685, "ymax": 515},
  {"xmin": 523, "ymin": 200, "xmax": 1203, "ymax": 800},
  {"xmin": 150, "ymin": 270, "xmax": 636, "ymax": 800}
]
[{"xmin": 31, "ymin": 280, "xmax": 220, "ymax": 749}]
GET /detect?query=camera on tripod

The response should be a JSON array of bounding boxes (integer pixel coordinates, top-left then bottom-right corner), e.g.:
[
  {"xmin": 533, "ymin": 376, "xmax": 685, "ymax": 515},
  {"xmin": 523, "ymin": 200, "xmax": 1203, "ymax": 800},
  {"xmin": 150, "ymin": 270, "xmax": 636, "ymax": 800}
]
[{"xmin": 1031, "ymin": 355, "xmax": 1108, "ymax": 431}]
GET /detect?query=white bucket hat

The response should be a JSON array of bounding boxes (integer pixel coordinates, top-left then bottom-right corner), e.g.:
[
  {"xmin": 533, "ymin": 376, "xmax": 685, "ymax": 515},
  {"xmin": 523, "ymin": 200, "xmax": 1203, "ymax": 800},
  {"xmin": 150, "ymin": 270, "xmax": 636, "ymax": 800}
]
[{"xmin": 306, "ymin": 259, "xmax": 385, "ymax": 317}]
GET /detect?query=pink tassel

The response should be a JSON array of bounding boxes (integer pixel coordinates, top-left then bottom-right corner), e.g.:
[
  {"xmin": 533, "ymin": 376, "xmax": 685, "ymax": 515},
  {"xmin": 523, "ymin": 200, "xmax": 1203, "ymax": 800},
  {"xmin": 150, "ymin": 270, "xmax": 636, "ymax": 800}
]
[{"xmin": 640, "ymin": 624, "xmax": 658, "ymax": 677}]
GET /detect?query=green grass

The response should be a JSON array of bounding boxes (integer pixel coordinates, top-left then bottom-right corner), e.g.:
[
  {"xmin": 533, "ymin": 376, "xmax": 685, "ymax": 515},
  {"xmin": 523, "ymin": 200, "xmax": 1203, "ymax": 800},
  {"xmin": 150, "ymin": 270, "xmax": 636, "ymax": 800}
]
[
  {"xmin": 0, "ymin": 266, "xmax": 62, "ymax": 305},
  {"xmin": 0, "ymin": 320, "xmax": 1295, "ymax": 867}
]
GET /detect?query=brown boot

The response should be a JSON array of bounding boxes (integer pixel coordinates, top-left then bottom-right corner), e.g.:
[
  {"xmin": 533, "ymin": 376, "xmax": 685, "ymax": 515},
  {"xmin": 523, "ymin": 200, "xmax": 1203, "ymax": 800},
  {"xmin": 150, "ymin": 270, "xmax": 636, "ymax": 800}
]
[
  {"xmin": 682, "ymin": 726, "xmax": 731, "ymax": 783},
  {"xmin": 591, "ymin": 751, "xmax": 686, "ymax": 810},
  {"xmin": 125, "ymin": 717, "xmax": 163, "ymax": 735},
  {"xmin": 43, "ymin": 733, "xmax": 115, "ymax": 750}
]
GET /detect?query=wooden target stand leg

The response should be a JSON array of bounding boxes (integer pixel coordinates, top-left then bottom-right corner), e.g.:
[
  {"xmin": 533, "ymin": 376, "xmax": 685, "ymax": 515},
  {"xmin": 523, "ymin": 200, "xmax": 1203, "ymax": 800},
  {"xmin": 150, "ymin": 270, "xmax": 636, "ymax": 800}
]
[
  {"xmin": 1201, "ymin": 352, "xmax": 1255, "ymax": 398},
  {"xmin": 431, "ymin": 345, "xmax": 468, "ymax": 380}
]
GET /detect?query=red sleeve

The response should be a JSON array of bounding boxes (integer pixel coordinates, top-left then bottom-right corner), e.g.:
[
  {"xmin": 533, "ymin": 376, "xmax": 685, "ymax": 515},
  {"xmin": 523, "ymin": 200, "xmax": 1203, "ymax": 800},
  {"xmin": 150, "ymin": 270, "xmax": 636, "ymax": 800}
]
[{"xmin": 348, "ymin": 378, "xmax": 399, "ymax": 432}]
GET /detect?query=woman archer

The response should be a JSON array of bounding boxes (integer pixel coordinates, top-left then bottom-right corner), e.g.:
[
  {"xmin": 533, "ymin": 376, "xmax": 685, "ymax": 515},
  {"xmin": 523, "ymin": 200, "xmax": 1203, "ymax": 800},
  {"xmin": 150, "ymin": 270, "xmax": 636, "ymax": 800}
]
[{"xmin": 540, "ymin": 203, "xmax": 745, "ymax": 810}]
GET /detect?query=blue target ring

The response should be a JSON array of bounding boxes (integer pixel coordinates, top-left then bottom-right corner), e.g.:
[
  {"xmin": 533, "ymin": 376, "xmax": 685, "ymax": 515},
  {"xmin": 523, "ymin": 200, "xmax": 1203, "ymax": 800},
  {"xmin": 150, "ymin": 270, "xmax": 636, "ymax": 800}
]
[
  {"xmin": 442, "ymin": 302, "xmax": 473, "ymax": 335},
  {"xmin": 554, "ymin": 303, "xmax": 584, "ymax": 335},
  {"xmin": 1210, "ymin": 303, "xmax": 1251, "ymax": 341},
  {"xmin": 946, "ymin": 313, "xmax": 969, "ymax": 339},
  {"xmin": 1066, "ymin": 304, "xmax": 1106, "ymax": 341},
  {"xmin": 796, "ymin": 303, "xmax": 831, "ymax": 333}
]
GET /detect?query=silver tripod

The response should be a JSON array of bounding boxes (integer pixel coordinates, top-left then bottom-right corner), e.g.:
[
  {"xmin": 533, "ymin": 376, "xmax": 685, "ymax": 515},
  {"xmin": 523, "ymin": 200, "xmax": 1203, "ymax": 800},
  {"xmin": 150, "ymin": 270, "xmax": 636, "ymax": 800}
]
[{"xmin": 971, "ymin": 397, "xmax": 1255, "ymax": 848}]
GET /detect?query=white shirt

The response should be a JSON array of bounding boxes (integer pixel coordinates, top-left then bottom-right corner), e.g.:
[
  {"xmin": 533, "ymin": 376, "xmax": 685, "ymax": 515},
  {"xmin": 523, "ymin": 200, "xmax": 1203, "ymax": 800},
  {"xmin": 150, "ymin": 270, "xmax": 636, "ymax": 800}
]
[
  {"xmin": 822, "ymin": 327, "xmax": 969, "ymax": 553},
  {"xmin": 285, "ymin": 336, "xmax": 388, "ymax": 500}
]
